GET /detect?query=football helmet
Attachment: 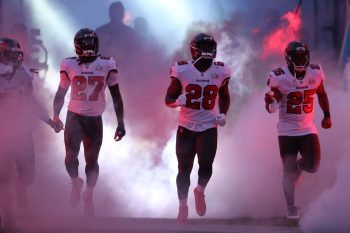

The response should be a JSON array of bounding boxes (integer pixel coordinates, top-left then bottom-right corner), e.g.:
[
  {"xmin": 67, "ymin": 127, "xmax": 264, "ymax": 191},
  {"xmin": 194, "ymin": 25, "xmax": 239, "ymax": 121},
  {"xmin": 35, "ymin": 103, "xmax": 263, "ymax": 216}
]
[
  {"xmin": 0, "ymin": 37, "xmax": 23, "ymax": 69},
  {"xmin": 190, "ymin": 33, "xmax": 217, "ymax": 61},
  {"xmin": 285, "ymin": 41, "xmax": 309, "ymax": 72},
  {"xmin": 74, "ymin": 28, "xmax": 99, "ymax": 58}
]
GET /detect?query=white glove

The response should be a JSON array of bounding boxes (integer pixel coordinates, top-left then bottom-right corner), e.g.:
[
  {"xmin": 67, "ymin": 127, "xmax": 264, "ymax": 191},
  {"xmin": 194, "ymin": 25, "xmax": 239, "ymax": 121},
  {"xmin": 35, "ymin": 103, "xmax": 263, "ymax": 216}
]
[
  {"xmin": 175, "ymin": 93, "xmax": 187, "ymax": 106},
  {"xmin": 216, "ymin": 113, "xmax": 226, "ymax": 127},
  {"xmin": 267, "ymin": 91, "xmax": 279, "ymax": 113}
]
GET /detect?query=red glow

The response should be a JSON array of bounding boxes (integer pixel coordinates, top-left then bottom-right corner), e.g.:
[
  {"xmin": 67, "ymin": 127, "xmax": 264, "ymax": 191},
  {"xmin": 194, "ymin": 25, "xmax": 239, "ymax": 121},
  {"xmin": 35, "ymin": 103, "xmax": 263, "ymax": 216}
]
[
  {"xmin": 251, "ymin": 27, "xmax": 261, "ymax": 35},
  {"xmin": 261, "ymin": 11, "xmax": 302, "ymax": 59}
]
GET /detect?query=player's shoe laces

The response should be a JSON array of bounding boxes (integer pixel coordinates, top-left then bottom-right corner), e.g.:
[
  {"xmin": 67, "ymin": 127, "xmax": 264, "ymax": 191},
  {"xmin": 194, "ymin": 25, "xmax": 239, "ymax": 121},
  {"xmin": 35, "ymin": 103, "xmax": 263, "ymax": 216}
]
[
  {"xmin": 194, "ymin": 187, "xmax": 206, "ymax": 216},
  {"xmin": 70, "ymin": 177, "xmax": 84, "ymax": 207},
  {"xmin": 13, "ymin": 178, "xmax": 28, "ymax": 209},
  {"xmin": 176, "ymin": 206, "xmax": 188, "ymax": 224},
  {"xmin": 286, "ymin": 205, "xmax": 299, "ymax": 219},
  {"xmin": 82, "ymin": 188, "xmax": 95, "ymax": 217}
]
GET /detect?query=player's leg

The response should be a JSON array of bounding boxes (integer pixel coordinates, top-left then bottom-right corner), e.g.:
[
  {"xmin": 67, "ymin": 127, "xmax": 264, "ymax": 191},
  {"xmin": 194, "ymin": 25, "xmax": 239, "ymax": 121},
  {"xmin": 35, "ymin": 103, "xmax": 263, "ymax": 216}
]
[
  {"xmin": 278, "ymin": 135, "xmax": 300, "ymax": 219},
  {"xmin": 13, "ymin": 132, "xmax": 35, "ymax": 209},
  {"xmin": 298, "ymin": 134, "xmax": 320, "ymax": 173},
  {"xmin": 81, "ymin": 115, "xmax": 103, "ymax": 217},
  {"xmin": 0, "ymin": 148, "xmax": 16, "ymax": 230},
  {"xmin": 175, "ymin": 126, "xmax": 196, "ymax": 223},
  {"xmin": 64, "ymin": 111, "xmax": 84, "ymax": 207},
  {"xmin": 194, "ymin": 127, "xmax": 217, "ymax": 216}
]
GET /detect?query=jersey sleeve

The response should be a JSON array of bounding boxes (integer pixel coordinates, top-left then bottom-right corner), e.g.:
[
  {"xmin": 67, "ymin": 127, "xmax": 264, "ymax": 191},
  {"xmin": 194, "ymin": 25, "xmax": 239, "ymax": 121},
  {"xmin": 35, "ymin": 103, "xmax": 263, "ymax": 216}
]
[
  {"xmin": 318, "ymin": 65, "xmax": 325, "ymax": 82},
  {"xmin": 59, "ymin": 59, "xmax": 71, "ymax": 89},
  {"xmin": 170, "ymin": 62, "xmax": 178, "ymax": 79},
  {"xmin": 267, "ymin": 72, "xmax": 278, "ymax": 88},
  {"xmin": 106, "ymin": 57, "xmax": 119, "ymax": 86}
]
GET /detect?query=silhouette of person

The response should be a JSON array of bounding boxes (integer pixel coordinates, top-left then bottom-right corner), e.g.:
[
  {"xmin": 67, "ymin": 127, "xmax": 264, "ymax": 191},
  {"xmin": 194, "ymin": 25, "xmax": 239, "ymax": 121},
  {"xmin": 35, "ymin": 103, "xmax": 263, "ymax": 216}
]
[
  {"xmin": 96, "ymin": 1, "xmax": 139, "ymax": 69},
  {"xmin": 8, "ymin": 23, "xmax": 30, "ymax": 66}
]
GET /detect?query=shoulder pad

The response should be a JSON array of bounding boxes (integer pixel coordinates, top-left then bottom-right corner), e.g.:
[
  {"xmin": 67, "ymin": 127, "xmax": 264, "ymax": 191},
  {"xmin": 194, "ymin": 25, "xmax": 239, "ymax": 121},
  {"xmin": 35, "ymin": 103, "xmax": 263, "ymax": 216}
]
[
  {"xmin": 214, "ymin": 61, "xmax": 225, "ymax": 66},
  {"xmin": 177, "ymin": 61, "xmax": 188, "ymax": 65},
  {"xmin": 272, "ymin": 67, "xmax": 285, "ymax": 76},
  {"xmin": 309, "ymin": 64, "xmax": 321, "ymax": 70}
]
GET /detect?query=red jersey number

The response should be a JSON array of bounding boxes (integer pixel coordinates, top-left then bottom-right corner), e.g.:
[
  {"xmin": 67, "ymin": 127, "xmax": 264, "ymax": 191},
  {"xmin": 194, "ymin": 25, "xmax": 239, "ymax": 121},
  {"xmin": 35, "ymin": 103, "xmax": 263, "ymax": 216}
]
[
  {"xmin": 286, "ymin": 89, "xmax": 316, "ymax": 114},
  {"xmin": 185, "ymin": 84, "xmax": 218, "ymax": 110},
  {"xmin": 71, "ymin": 76, "xmax": 104, "ymax": 101}
]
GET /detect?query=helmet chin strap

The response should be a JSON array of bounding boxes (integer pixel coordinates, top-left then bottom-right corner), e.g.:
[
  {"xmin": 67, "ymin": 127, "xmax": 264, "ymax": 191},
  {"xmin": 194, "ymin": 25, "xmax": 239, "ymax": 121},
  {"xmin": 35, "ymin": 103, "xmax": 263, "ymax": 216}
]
[{"xmin": 192, "ymin": 52, "xmax": 214, "ymax": 65}]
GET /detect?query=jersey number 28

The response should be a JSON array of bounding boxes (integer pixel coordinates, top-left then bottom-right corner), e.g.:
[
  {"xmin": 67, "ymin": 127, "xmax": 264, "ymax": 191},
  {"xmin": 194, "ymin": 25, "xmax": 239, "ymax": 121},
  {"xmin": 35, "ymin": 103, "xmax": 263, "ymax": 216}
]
[{"xmin": 185, "ymin": 84, "xmax": 218, "ymax": 110}]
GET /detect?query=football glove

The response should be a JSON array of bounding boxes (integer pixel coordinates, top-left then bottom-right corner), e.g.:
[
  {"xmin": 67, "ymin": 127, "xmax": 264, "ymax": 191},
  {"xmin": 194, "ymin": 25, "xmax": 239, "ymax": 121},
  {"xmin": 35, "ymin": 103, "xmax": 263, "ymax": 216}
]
[
  {"xmin": 167, "ymin": 93, "xmax": 187, "ymax": 107},
  {"xmin": 176, "ymin": 93, "xmax": 187, "ymax": 106},
  {"xmin": 216, "ymin": 113, "xmax": 226, "ymax": 127},
  {"xmin": 265, "ymin": 91, "xmax": 279, "ymax": 113}
]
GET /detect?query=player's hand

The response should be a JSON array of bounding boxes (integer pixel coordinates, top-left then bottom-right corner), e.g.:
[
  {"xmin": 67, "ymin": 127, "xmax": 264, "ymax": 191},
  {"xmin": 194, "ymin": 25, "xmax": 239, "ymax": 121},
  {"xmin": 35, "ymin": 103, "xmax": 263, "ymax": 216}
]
[
  {"xmin": 265, "ymin": 91, "xmax": 278, "ymax": 113},
  {"xmin": 321, "ymin": 117, "xmax": 332, "ymax": 129},
  {"xmin": 264, "ymin": 91, "xmax": 274, "ymax": 104},
  {"xmin": 114, "ymin": 125, "xmax": 126, "ymax": 141},
  {"xmin": 216, "ymin": 113, "xmax": 226, "ymax": 127},
  {"xmin": 52, "ymin": 117, "xmax": 64, "ymax": 133},
  {"xmin": 176, "ymin": 93, "xmax": 187, "ymax": 106}
]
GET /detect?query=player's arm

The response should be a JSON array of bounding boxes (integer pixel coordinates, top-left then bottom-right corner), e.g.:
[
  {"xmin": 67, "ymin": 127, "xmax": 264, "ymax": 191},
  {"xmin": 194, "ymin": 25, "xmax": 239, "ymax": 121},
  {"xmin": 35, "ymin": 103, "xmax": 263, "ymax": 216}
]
[
  {"xmin": 316, "ymin": 81, "xmax": 332, "ymax": 129},
  {"xmin": 264, "ymin": 87, "xmax": 282, "ymax": 113},
  {"xmin": 218, "ymin": 78, "xmax": 230, "ymax": 115},
  {"xmin": 215, "ymin": 78, "xmax": 230, "ymax": 127},
  {"xmin": 165, "ymin": 77, "xmax": 185, "ymax": 108},
  {"xmin": 24, "ymin": 82, "xmax": 55, "ymax": 128},
  {"xmin": 52, "ymin": 71, "xmax": 70, "ymax": 132},
  {"xmin": 108, "ymin": 71, "xmax": 125, "ymax": 141}
]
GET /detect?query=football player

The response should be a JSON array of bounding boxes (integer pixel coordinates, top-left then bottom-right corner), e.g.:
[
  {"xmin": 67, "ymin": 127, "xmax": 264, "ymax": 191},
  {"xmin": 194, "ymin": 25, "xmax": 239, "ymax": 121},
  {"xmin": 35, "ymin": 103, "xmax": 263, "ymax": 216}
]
[
  {"xmin": 52, "ymin": 28, "xmax": 125, "ymax": 217},
  {"xmin": 264, "ymin": 41, "xmax": 332, "ymax": 219},
  {"xmin": 0, "ymin": 37, "xmax": 57, "ymax": 229},
  {"xmin": 165, "ymin": 33, "xmax": 231, "ymax": 223}
]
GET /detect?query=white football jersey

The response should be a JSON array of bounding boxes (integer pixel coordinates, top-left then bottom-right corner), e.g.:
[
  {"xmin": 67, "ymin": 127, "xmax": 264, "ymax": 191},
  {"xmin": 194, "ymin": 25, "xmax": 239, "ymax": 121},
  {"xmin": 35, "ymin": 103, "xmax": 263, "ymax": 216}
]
[
  {"xmin": 170, "ymin": 60, "xmax": 231, "ymax": 132},
  {"xmin": 0, "ymin": 66, "xmax": 34, "ymax": 135},
  {"xmin": 267, "ymin": 64, "xmax": 325, "ymax": 136},
  {"xmin": 60, "ymin": 56, "xmax": 118, "ymax": 116}
]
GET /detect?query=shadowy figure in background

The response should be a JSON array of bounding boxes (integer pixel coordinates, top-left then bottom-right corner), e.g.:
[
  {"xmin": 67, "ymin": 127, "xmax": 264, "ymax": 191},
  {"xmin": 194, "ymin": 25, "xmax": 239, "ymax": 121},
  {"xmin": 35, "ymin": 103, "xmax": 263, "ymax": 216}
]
[
  {"xmin": 0, "ymin": 37, "xmax": 57, "ymax": 231},
  {"xmin": 95, "ymin": 1, "xmax": 139, "ymax": 70},
  {"xmin": 8, "ymin": 23, "xmax": 30, "ymax": 66},
  {"xmin": 134, "ymin": 16, "xmax": 149, "ymax": 52}
]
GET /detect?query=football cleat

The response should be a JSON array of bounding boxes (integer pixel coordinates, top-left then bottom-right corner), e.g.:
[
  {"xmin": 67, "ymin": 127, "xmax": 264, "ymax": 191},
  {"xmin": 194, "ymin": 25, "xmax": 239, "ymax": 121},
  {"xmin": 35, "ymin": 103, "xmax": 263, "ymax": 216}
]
[
  {"xmin": 13, "ymin": 178, "xmax": 28, "ymax": 209},
  {"xmin": 176, "ymin": 206, "xmax": 188, "ymax": 224},
  {"xmin": 286, "ymin": 205, "xmax": 300, "ymax": 219},
  {"xmin": 70, "ymin": 177, "xmax": 84, "ymax": 207},
  {"xmin": 194, "ymin": 187, "xmax": 206, "ymax": 216},
  {"xmin": 82, "ymin": 188, "xmax": 95, "ymax": 217}
]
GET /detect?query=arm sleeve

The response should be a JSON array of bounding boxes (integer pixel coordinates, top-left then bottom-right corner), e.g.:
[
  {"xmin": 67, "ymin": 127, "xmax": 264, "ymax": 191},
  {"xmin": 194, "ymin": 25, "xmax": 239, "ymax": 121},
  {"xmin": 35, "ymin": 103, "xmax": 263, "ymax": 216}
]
[{"xmin": 59, "ymin": 60, "xmax": 71, "ymax": 89}]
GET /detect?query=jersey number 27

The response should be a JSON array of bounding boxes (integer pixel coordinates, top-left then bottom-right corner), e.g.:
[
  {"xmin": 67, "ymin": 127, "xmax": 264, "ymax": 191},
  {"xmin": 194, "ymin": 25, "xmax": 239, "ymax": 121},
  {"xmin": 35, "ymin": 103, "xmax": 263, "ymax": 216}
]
[{"xmin": 71, "ymin": 76, "xmax": 104, "ymax": 101}]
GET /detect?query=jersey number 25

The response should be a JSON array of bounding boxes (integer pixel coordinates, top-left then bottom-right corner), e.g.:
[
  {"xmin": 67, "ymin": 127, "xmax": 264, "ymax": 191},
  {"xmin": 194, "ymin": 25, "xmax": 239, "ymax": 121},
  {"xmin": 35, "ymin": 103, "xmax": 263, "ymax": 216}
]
[{"xmin": 286, "ymin": 89, "xmax": 316, "ymax": 114}]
